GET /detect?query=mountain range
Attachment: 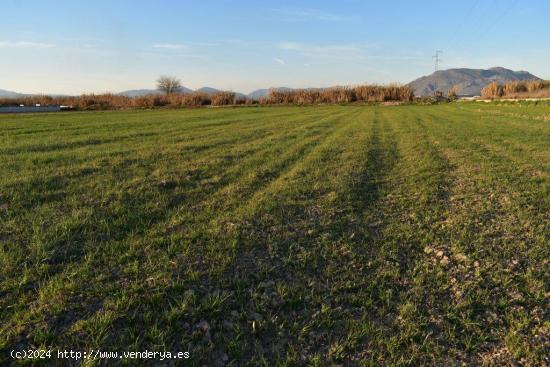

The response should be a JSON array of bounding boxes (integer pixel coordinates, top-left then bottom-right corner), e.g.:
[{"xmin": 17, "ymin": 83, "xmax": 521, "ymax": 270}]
[
  {"xmin": 2, "ymin": 67, "xmax": 543, "ymax": 99},
  {"xmin": 0, "ymin": 89, "xmax": 25, "ymax": 98},
  {"xmin": 118, "ymin": 86, "xmax": 248, "ymax": 99},
  {"xmin": 407, "ymin": 67, "xmax": 541, "ymax": 96}
]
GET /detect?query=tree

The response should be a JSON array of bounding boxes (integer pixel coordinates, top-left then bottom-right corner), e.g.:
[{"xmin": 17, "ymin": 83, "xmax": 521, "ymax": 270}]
[{"xmin": 157, "ymin": 75, "xmax": 182, "ymax": 95}]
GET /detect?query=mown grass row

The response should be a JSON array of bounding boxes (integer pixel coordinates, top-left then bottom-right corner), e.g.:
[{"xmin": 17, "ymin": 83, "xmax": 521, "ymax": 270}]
[{"xmin": 407, "ymin": 105, "xmax": 549, "ymax": 365}]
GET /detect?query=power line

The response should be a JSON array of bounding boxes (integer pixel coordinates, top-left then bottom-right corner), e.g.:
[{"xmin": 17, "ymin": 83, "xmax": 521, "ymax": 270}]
[
  {"xmin": 450, "ymin": 0, "xmax": 479, "ymax": 45},
  {"xmin": 476, "ymin": 0, "xmax": 518, "ymax": 43},
  {"xmin": 449, "ymin": 0, "xmax": 498, "ymax": 59},
  {"xmin": 449, "ymin": 0, "xmax": 481, "ymax": 51}
]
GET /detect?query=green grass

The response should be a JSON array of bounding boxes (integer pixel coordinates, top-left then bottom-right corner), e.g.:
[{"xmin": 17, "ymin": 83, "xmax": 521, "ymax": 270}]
[{"xmin": 1, "ymin": 105, "xmax": 548, "ymax": 366}]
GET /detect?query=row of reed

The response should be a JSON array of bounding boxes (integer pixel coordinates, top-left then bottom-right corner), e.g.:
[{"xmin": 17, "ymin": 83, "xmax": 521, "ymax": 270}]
[
  {"xmin": 0, "ymin": 84, "xmax": 415, "ymax": 110},
  {"xmin": 261, "ymin": 84, "xmax": 414, "ymax": 105},
  {"xmin": 0, "ymin": 92, "xmax": 246, "ymax": 110},
  {"xmin": 481, "ymin": 80, "xmax": 550, "ymax": 99}
]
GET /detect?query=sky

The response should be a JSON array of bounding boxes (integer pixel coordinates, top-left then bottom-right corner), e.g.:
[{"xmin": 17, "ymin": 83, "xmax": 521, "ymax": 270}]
[{"xmin": 1, "ymin": 0, "xmax": 549, "ymax": 95}]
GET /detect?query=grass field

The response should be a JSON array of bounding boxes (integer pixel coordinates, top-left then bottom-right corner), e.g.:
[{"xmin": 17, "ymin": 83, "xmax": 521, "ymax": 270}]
[{"xmin": 1, "ymin": 104, "xmax": 549, "ymax": 366}]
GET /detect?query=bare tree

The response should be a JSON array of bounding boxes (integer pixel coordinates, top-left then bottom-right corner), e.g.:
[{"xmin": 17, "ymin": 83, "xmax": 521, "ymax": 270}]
[{"xmin": 157, "ymin": 75, "xmax": 182, "ymax": 95}]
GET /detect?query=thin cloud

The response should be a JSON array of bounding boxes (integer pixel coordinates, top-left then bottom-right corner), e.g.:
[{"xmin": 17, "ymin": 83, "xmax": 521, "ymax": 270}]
[
  {"xmin": 220, "ymin": 39, "xmax": 253, "ymax": 46},
  {"xmin": 277, "ymin": 42, "xmax": 365, "ymax": 59},
  {"xmin": 272, "ymin": 7, "xmax": 355, "ymax": 22},
  {"xmin": 191, "ymin": 42, "xmax": 219, "ymax": 47},
  {"xmin": 0, "ymin": 41, "xmax": 55, "ymax": 49},
  {"xmin": 274, "ymin": 58, "xmax": 285, "ymax": 65},
  {"xmin": 153, "ymin": 44, "xmax": 187, "ymax": 49},
  {"xmin": 277, "ymin": 42, "xmax": 423, "ymax": 62}
]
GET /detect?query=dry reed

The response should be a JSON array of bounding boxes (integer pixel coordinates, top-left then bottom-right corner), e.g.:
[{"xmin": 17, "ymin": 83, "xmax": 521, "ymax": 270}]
[
  {"xmin": 481, "ymin": 80, "xmax": 550, "ymax": 99},
  {"xmin": 1, "ymin": 83, "xmax": 417, "ymax": 110}
]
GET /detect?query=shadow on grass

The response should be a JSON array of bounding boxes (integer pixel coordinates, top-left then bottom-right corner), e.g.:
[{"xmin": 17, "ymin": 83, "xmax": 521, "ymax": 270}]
[
  {"xmin": 148, "ymin": 110, "xmax": 408, "ymax": 363},
  {"xmin": 0, "ymin": 110, "xmax": 351, "ymax": 359}
]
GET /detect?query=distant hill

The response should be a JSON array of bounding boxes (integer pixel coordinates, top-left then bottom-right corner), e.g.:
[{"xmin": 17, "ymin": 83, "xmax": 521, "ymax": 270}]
[
  {"xmin": 118, "ymin": 87, "xmax": 192, "ymax": 97},
  {"xmin": 118, "ymin": 89, "xmax": 162, "ymax": 97},
  {"xmin": 408, "ymin": 67, "xmax": 541, "ymax": 97},
  {"xmin": 195, "ymin": 87, "xmax": 220, "ymax": 95},
  {"xmin": 247, "ymin": 87, "xmax": 293, "ymax": 100},
  {"xmin": 0, "ymin": 89, "xmax": 25, "ymax": 98},
  {"xmin": 13, "ymin": 69, "xmax": 543, "ymax": 101},
  {"xmin": 119, "ymin": 87, "xmax": 247, "ymax": 99},
  {"xmin": 193, "ymin": 87, "xmax": 245, "ymax": 99},
  {"xmin": 3, "ymin": 86, "xmax": 250, "ymax": 99}
]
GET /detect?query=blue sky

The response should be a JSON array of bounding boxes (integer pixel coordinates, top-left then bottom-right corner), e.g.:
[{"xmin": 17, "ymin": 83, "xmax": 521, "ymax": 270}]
[{"xmin": 1, "ymin": 0, "xmax": 549, "ymax": 94}]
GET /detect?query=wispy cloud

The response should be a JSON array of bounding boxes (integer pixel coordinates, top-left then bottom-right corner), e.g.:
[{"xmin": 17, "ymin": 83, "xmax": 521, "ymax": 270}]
[
  {"xmin": 274, "ymin": 58, "xmax": 285, "ymax": 65},
  {"xmin": 153, "ymin": 43, "xmax": 187, "ymax": 49},
  {"xmin": 271, "ymin": 7, "xmax": 355, "ymax": 22},
  {"xmin": 219, "ymin": 39, "xmax": 253, "ymax": 47},
  {"xmin": 191, "ymin": 42, "xmax": 219, "ymax": 47},
  {"xmin": 277, "ymin": 42, "xmax": 424, "ymax": 63},
  {"xmin": 277, "ymin": 42, "xmax": 365, "ymax": 59},
  {"xmin": 0, "ymin": 41, "xmax": 55, "ymax": 49}
]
